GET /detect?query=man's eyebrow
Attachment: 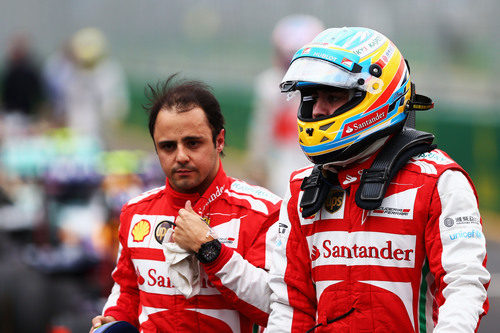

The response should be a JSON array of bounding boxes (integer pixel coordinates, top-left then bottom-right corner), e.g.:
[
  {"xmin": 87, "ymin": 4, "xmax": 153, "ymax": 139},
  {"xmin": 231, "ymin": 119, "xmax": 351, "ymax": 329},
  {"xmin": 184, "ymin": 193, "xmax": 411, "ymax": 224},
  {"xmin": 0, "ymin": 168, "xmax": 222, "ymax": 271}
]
[
  {"xmin": 157, "ymin": 136, "xmax": 205, "ymax": 145},
  {"xmin": 182, "ymin": 135, "xmax": 204, "ymax": 141},
  {"xmin": 157, "ymin": 139, "xmax": 175, "ymax": 145}
]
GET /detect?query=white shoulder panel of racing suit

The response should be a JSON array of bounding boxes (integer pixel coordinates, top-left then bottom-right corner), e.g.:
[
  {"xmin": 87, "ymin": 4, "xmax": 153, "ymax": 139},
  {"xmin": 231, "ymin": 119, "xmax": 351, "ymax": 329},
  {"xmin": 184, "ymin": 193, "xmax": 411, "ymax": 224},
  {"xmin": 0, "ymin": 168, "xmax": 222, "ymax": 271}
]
[{"xmin": 433, "ymin": 169, "xmax": 490, "ymax": 332}]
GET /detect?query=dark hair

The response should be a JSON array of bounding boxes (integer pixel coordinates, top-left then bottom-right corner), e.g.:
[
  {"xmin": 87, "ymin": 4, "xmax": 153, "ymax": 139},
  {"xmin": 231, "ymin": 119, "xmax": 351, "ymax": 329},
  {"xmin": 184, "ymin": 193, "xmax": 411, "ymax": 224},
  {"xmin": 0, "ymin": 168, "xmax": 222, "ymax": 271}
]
[{"xmin": 144, "ymin": 73, "xmax": 225, "ymax": 146}]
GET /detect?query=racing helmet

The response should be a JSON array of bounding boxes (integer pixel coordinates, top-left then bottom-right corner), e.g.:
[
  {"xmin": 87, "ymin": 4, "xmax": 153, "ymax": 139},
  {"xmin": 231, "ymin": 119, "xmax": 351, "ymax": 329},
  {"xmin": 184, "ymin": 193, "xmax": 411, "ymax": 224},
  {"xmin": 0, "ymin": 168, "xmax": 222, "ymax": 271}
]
[{"xmin": 281, "ymin": 27, "xmax": 421, "ymax": 165}]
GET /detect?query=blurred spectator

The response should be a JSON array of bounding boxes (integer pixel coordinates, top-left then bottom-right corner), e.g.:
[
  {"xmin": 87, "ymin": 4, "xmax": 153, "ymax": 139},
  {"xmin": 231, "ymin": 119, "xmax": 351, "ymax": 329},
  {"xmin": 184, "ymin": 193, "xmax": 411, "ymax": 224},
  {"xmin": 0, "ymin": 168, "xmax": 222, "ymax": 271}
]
[
  {"xmin": 43, "ymin": 27, "xmax": 129, "ymax": 143},
  {"xmin": 246, "ymin": 15, "xmax": 324, "ymax": 196},
  {"xmin": 43, "ymin": 40, "xmax": 75, "ymax": 127},
  {"xmin": 0, "ymin": 34, "xmax": 43, "ymax": 118}
]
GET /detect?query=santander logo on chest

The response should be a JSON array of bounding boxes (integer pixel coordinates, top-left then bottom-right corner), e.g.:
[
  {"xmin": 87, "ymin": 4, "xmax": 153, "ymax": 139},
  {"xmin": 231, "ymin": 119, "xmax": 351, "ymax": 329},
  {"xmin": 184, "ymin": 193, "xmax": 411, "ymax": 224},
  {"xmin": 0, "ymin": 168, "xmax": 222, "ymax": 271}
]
[{"xmin": 309, "ymin": 231, "xmax": 416, "ymax": 268}]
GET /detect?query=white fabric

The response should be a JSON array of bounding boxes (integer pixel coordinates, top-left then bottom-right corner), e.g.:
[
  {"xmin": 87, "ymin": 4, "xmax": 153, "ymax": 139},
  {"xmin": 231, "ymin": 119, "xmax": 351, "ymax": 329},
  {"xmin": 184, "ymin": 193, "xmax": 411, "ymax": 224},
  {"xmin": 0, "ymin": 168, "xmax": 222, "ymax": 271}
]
[
  {"xmin": 434, "ymin": 170, "xmax": 489, "ymax": 332},
  {"xmin": 162, "ymin": 228, "xmax": 201, "ymax": 299}
]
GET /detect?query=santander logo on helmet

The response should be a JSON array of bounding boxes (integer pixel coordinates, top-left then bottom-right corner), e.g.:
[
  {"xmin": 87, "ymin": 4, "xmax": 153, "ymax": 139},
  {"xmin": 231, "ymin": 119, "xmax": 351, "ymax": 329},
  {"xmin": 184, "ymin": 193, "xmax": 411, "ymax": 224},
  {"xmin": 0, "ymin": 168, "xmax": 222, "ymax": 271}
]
[
  {"xmin": 341, "ymin": 107, "xmax": 388, "ymax": 138},
  {"xmin": 280, "ymin": 27, "xmax": 413, "ymax": 165}
]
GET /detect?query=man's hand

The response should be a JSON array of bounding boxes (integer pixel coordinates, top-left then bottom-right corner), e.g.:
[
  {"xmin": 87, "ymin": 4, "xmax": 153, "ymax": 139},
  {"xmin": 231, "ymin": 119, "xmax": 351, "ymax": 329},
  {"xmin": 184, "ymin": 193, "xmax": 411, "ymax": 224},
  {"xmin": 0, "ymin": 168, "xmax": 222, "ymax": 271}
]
[
  {"xmin": 90, "ymin": 315, "xmax": 116, "ymax": 332},
  {"xmin": 173, "ymin": 200, "xmax": 214, "ymax": 252}
]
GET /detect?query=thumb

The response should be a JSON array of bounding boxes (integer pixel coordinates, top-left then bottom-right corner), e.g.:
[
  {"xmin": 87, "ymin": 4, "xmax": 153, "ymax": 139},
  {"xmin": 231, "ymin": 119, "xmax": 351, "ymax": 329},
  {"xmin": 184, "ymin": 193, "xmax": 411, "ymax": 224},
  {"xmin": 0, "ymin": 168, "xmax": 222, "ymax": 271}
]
[{"xmin": 185, "ymin": 200, "xmax": 195, "ymax": 213}]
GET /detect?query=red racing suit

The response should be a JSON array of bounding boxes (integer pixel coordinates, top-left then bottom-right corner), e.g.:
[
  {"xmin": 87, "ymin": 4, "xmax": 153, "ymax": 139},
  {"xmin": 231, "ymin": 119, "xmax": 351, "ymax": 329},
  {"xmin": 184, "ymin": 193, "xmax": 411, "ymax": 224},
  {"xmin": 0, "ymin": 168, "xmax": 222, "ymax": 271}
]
[
  {"xmin": 267, "ymin": 149, "xmax": 489, "ymax": 332},
  {"xmin": 103, "ymin": 163, "xmax": 281, "ymax": 332}
]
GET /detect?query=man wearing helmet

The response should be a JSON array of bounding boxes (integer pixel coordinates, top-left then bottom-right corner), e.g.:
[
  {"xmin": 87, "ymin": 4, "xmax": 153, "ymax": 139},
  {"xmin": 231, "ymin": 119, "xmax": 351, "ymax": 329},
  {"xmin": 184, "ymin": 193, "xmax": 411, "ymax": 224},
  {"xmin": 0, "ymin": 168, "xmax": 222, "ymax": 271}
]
[{"xmin": 267, "ymin": 27, "xmax": 489, "ymax": 332}]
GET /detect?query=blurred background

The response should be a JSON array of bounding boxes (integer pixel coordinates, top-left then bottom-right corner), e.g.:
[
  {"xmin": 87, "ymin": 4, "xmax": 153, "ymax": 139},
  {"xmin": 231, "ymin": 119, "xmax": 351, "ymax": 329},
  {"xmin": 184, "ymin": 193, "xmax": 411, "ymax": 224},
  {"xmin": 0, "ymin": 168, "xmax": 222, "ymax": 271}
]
[{"xmin": 0, "ymin": 0, "xmax": 499, "ymax": 332}]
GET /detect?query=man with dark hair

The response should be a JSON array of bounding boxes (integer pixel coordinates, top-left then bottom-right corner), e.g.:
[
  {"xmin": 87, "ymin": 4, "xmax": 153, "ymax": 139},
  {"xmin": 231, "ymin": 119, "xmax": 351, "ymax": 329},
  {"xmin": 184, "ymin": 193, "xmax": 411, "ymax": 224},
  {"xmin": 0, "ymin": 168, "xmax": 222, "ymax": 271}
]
[
  {"xmin": 91, "ymin": 75, "xmax": 281, "ymax": 332},
  {"xmin": 146, "ymin": 76, "xmax": 225, "ymax": 148}
]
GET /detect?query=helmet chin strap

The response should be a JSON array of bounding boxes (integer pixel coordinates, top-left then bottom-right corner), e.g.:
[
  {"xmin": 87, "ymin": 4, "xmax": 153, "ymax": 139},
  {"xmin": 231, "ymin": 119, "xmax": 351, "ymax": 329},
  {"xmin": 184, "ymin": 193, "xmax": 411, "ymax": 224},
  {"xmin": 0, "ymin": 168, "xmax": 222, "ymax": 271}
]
[{"xmin": 322, "ymin": 136, "xmax": 390, "ymax": 170}]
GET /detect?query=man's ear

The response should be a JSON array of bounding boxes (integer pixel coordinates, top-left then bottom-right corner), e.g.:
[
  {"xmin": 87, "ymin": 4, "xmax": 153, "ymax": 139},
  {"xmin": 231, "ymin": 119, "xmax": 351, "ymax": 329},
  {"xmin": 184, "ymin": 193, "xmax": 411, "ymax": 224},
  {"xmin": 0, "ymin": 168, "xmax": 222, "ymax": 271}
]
[{"xmin": 215, "ymin": 129, "xmax": 225, "ymax": 153}]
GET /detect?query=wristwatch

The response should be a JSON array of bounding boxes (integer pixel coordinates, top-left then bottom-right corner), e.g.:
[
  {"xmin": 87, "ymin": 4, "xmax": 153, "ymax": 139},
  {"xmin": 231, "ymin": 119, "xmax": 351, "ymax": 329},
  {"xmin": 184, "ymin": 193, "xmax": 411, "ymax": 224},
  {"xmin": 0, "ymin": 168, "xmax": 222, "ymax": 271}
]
[{"xmin": 195, "ymin": 239, "xmax": 222, "ymax": 264}]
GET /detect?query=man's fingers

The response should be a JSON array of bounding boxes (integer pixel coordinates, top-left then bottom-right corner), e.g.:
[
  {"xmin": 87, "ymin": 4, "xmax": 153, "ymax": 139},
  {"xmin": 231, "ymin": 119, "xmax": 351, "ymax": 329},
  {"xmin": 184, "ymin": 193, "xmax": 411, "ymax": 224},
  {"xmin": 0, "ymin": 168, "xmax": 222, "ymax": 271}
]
[
  {"xmin": 92, "ymin": 317, "xmax": 103, "ymax": 327},
  {"xmin": 90, "ymin": 316, "xmax": 105, "ymax": 332},
  {"xmin": 185, "ymin": 200, "xmax": 195, "ymax": 212},
  {"xmin": 90, "ymin": 315, "xmax": 116, "ymax": 332}
]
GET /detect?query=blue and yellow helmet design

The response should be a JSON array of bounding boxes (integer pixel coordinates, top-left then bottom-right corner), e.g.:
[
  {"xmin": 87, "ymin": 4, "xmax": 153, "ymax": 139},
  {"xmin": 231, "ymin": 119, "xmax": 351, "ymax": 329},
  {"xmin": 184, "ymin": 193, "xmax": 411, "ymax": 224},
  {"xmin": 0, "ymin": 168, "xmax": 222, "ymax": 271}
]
[{"xmin": 281, "ymin": 27, "xmax": 413, "ymax": 164}]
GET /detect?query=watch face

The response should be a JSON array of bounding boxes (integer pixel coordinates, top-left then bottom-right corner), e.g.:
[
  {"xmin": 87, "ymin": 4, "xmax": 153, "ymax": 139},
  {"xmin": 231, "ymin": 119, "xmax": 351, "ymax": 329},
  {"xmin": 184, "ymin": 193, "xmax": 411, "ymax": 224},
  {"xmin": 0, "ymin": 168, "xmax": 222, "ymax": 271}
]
[
  {"xmin": 205, "ymin": 247, "xmax": 217, "ymax": 261},
  {"xmin": 197, "ymin": 240, "xmax": 221, "ymax": 263}
]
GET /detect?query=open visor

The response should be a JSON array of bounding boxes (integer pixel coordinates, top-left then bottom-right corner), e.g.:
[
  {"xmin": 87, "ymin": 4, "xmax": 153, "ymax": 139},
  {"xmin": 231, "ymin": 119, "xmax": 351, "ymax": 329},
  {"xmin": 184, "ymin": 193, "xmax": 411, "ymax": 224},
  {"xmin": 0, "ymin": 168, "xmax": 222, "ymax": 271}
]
[{"xmin": 280, "ymin": 57, "xmax": 383, "ymax": 94}]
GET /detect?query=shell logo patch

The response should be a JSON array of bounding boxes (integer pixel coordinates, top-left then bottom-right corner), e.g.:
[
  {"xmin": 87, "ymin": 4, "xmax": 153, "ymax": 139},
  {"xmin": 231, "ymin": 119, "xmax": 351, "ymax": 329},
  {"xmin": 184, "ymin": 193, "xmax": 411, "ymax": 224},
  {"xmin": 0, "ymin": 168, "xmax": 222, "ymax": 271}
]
[{"xmin": 132, "ymin": 219, "xmax": 151, "ymax": 242}]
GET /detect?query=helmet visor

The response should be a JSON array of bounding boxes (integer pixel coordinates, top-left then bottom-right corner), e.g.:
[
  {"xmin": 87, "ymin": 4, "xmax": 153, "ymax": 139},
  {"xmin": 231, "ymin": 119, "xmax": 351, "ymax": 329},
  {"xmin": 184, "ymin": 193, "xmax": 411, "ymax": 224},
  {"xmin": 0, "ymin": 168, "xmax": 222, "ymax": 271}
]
[{"xmin": 281, "ymin": 57, "xmax": 382, "ymax": 93}]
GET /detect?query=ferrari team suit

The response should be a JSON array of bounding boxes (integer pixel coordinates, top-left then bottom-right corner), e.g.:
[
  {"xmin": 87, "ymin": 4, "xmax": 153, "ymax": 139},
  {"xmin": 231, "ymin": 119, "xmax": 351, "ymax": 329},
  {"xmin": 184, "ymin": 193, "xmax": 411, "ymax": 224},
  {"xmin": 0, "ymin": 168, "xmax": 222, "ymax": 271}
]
[
  {"xmin": 267, "ymin": 149, "xmax": 489, "ymax": 332},
  {"xmin": 103, "ymin": 162, "xmax": 281, "ymax": 332}
]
